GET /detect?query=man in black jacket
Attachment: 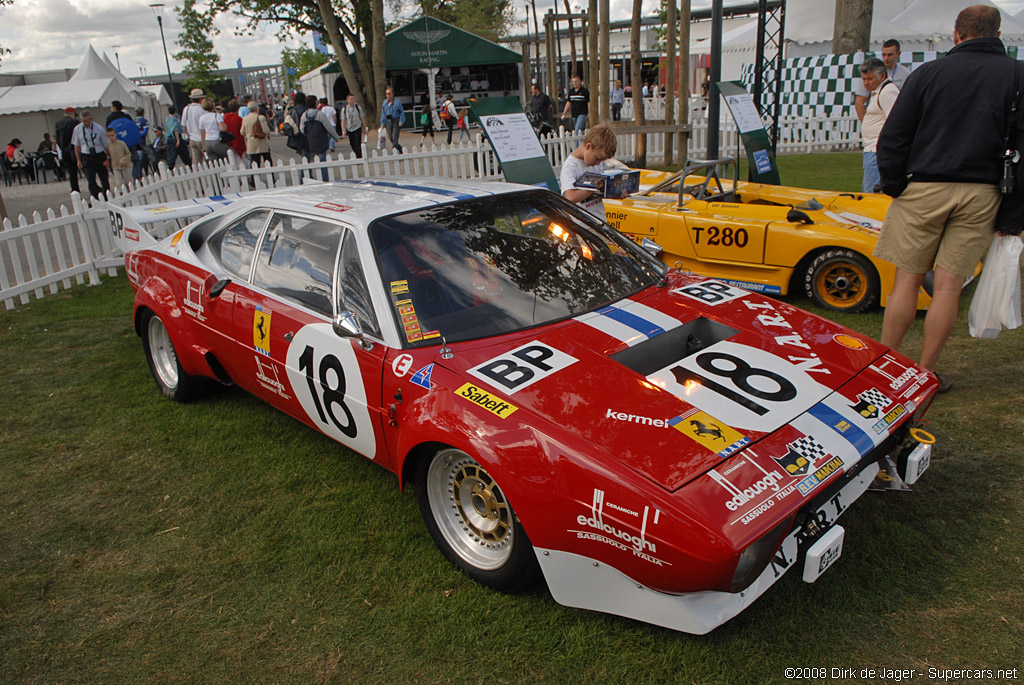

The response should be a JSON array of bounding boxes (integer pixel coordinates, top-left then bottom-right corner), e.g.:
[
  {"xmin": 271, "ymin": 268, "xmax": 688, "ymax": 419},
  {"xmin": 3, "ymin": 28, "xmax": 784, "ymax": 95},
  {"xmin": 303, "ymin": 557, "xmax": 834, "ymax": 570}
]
[
  {"xmin": 874, "ymin": 4, "xmax": 1021, "ymax": 391},
  {"xmin": 54, "ymin": 107, "xmax": 80, "ymax": 193}
]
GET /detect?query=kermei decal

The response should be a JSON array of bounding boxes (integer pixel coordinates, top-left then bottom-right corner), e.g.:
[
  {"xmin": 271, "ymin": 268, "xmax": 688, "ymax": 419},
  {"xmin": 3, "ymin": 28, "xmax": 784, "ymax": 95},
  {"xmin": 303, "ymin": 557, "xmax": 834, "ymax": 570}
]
[
  {"xmin": 606, "ymin": 409, "xmax": 671, "ymax": 428},
  {"xmin": 570, "ymin": 489, "xmax": 669, "ymax": 566},
  {"xmin": 468, "ymin": 341, "xmax": 577, "ymax": 395},
  {"xmin": 254, "ymin": 356, "xmax": 290, "ymax": 399},
  {"xmin": 182, "ymin": 281, "xmax": 206, "ymax": 322}
]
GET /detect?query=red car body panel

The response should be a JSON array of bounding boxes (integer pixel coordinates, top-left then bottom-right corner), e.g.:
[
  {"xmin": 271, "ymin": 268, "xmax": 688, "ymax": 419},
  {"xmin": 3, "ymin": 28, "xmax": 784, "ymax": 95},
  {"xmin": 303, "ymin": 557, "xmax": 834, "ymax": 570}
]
[{"xmin": 122, "ymin": 182, "xmax": 938, "ymax": 632}]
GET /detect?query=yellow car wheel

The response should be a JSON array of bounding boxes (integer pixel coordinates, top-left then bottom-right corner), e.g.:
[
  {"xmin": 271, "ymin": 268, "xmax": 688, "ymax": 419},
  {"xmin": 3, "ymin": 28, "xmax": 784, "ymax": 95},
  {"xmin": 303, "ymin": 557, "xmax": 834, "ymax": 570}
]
[{"xmin": 804, "ymin": 249, "xmax": 879, "ymax": 313}]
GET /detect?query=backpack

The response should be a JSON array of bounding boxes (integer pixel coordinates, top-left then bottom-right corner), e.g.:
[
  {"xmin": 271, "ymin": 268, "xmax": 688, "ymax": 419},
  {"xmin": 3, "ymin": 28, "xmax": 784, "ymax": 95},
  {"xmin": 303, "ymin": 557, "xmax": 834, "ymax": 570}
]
[
  {"xmin": 439, "ymin": 103, "xmax": 452, "ymax": 121},
  {"xmin": 252, "ymin": 116, "xmax": 267, "ymax": 139}
]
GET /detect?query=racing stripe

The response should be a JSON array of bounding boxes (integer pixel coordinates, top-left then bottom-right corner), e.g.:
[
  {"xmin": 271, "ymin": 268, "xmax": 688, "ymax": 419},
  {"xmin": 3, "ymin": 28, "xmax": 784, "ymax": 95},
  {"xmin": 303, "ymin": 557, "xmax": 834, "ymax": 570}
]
[
  {"xmin": 596, "ymin": 305, "xmax": 666, "ymax": 338},
  {"xmin": 332, "ymin": 178, "xmax": 478, "ymax": 200},
  {"xmin": 575, "ymin": 300, "xmax": 682, "ymax": 347},
  {"xmin": 806, "ymin": 402, "xmax": 876, "ymax": 456},
  {"xmin": 575, "ymin": 310, "xmax": 650, "ymax": 346}
]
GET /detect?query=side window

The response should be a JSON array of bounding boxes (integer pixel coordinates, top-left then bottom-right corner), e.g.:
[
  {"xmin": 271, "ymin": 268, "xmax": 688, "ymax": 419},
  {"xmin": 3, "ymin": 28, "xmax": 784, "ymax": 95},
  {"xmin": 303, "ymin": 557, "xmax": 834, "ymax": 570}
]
[
  {"xmin": 207, "ymin": 210, "xmax": 270, "ymax": 280},
  {"xmin": 252, "ymin": 213, "xmax": 342, "ymax": 318},
  {"xmin": 339, "ymin": 230, "xmax": 381, "ymax": 338}
]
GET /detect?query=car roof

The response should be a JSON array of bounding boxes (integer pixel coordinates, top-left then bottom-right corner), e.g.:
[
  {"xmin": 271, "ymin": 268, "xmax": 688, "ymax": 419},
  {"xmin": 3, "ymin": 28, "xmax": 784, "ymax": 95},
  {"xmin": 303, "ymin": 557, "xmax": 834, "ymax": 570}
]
[{"xmin": 235, "ymin": 178, "xmax": 530, "ymax": 229}]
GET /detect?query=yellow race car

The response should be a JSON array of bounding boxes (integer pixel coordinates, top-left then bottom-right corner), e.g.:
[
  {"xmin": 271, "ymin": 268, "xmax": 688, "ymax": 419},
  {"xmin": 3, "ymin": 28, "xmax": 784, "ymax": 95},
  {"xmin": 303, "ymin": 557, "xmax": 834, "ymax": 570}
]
[{"xmin": 604, "ymin": 159, "xmax": 932, "ymax": 313}]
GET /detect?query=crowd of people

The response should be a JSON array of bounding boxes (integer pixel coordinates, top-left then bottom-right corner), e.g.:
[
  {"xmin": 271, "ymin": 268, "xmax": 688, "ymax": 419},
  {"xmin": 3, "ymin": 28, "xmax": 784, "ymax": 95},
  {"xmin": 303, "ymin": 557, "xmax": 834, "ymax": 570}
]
[{"xmin": 26, "ymin": 5, "xmax": 1019, "ymax": 390}]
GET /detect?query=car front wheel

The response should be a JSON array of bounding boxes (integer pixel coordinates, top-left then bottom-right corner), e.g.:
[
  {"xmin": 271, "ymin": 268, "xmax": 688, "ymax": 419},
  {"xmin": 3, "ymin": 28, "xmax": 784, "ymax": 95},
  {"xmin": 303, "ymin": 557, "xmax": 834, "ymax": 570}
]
[
  {"xmin": 141, "ymin": 310, "xmax": 204, "ymax": 402},
  {"xmin": 804, "ymin": 249, "xmax": 879, "ymax": 313},
  {"xmin": 416, "ymin": 447, "xmax": 539, "ymax": 592}
]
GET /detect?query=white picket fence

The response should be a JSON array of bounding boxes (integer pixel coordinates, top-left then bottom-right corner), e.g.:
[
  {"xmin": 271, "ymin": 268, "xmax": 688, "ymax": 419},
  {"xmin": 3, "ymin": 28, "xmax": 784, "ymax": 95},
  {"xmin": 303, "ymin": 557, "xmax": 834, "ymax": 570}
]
[{"xmin": 0, "ymin": 115, "xmax": 862, "ymax": 310}]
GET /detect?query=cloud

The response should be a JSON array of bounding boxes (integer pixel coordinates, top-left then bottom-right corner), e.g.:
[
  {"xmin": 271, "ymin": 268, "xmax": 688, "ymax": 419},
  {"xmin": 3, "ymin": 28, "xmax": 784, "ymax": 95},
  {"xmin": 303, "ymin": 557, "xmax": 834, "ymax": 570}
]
[{"xmin": 0, "ymin": 0, "xmax": 303, "ymax": 75}]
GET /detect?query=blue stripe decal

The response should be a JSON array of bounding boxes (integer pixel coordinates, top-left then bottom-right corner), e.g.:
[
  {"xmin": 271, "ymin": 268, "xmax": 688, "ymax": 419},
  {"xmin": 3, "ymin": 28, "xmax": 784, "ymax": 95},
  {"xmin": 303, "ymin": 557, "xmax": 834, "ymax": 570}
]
[
  {"xmin": 808, "ymin": 402, "xmax": 875, "ymax": 456},
  {"xmin": 333, "ymin": 179, "xmax": 477, "ymax": 200},
  {"xmin": 598, "ymin": 305, "xmax": 666, "ymax": 338}
]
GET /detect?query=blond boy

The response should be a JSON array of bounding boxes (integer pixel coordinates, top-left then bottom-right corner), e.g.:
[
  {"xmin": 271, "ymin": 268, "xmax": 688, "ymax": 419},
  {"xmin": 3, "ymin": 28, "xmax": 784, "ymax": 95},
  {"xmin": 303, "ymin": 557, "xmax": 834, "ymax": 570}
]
[{"xmin": 560, "ymin": 124, "xmax": 617, "ymax": 218}]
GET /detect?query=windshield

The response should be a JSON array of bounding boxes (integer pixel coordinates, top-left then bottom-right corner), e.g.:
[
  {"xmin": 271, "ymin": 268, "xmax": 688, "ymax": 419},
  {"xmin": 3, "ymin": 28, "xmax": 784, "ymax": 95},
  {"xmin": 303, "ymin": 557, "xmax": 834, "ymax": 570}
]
[{"xmin": 371, "ymin": 190, "xmax": 662, "ymax": 346}]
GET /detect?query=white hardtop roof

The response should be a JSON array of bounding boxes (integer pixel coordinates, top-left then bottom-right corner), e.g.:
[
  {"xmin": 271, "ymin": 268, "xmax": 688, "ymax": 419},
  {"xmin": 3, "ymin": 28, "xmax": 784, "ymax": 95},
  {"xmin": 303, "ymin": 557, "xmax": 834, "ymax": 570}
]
[{"xmin": 244, "ymin": 178, "xmax": 526, "ymax": 228}]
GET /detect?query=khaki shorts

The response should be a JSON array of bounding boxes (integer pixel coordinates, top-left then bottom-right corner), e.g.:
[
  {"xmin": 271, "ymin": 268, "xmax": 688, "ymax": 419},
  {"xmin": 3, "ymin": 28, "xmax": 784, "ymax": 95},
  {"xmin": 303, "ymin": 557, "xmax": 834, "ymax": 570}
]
[{"xmin": 873, "ymin": 182, "xmax": 999, "ymax": 277}]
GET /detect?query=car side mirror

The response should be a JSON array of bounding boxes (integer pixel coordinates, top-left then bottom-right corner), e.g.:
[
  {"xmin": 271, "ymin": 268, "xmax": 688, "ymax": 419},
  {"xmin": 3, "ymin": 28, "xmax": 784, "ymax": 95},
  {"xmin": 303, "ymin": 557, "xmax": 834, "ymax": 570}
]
[
  {"xmin": 332, "ymin": 311, "xmax": 373, "ymax": 350},
  {"xmin": 640, "ymin": 237, "xmax": 663, "ymax": 257}
]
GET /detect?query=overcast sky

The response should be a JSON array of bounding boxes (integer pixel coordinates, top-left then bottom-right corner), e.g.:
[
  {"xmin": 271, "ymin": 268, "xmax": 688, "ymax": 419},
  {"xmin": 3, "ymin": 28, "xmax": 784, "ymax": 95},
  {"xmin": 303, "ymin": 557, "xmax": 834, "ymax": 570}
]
[{"xmin": 1, "ymin": 0, "xmax": 1022, "ymax": 77}]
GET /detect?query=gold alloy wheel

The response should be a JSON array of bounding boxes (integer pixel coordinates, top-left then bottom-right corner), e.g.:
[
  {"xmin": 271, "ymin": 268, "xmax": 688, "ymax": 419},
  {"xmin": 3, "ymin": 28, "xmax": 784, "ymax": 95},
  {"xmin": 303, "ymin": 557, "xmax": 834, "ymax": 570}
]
[{"xmin": 427, "ymin": 449, "xmax": 514, "ymax": 571}]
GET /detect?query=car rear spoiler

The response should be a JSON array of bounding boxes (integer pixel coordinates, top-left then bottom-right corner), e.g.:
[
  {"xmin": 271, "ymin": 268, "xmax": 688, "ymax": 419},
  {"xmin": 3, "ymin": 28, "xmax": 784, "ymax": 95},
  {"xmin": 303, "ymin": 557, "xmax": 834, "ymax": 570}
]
[{"xmin": 106, "ymin": 193, "xmax": 249, "ymax": 253}]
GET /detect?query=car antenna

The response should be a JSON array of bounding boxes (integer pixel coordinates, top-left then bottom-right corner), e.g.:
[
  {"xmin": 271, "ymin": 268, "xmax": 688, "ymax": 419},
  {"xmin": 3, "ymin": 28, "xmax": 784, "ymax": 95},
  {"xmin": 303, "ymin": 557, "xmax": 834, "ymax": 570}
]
[{"xmin": 440, "ymin": 335, "xmax": 453, "ymax": 360}]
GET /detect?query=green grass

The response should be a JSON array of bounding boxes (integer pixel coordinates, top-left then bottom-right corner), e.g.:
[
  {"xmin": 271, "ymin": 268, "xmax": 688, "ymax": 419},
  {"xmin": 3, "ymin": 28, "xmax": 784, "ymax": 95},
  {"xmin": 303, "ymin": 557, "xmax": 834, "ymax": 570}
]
[{"xmin": 2, "ymin": 155, "xmax": 1023, "ymax": 683}]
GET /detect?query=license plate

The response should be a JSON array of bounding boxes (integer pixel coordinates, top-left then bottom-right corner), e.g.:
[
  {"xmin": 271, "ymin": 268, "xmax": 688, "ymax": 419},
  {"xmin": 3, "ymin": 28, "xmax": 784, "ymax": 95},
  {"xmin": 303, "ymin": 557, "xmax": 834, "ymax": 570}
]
[
  {"xmin": 903, "ymin": 442, "xmax": 931, "ymax": 485},
  {"xmin": 802, "ymin": 525, "xmax": 845, "ymax": 583}
]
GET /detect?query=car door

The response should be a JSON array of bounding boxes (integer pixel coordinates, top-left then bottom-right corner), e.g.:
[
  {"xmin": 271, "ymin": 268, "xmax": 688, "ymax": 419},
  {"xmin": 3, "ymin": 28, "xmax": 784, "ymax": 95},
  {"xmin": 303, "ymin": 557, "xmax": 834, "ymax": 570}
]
[{"xmin": 233, "ymin": 211, "xmax": 388, "ymax": 462}]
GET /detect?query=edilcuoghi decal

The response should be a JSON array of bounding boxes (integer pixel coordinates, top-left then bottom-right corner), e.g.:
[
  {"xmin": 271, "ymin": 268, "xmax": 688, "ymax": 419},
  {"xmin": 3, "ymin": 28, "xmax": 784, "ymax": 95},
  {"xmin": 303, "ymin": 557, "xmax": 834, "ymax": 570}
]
[{"xmin": 568, "ymin": 489, "xmax": 670, "ymax": 566}]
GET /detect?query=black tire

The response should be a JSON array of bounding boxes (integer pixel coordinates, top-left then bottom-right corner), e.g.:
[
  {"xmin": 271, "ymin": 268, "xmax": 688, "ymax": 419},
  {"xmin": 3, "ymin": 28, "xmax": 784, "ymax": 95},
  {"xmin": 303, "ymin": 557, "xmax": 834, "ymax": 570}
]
[
  {"xmin": 804, "ymin": 248, "xmax": 879, "ymax": 313},
  {"xmin": 140, "ymin": 309, "xmax": 204, "ymax": 402},
  {"xmin": 416, "ymin": 447, "xmax": 540, "ymax": 592}
]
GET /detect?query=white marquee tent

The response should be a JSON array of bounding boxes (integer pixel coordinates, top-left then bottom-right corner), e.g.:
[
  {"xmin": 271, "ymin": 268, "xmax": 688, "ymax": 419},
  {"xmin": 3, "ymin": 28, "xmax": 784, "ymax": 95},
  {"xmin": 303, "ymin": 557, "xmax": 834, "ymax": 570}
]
[{"xmin": 0, "ymin": 45, "xmax": 158, "ymax": 151}]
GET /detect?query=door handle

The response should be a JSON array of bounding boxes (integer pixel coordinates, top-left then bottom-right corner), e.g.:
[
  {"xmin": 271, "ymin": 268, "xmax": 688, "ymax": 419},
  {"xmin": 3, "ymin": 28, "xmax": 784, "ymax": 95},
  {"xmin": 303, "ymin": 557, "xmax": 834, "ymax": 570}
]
[{"xmin": 284, "ymin": 331, "xmax": 294, "ymax": 341}]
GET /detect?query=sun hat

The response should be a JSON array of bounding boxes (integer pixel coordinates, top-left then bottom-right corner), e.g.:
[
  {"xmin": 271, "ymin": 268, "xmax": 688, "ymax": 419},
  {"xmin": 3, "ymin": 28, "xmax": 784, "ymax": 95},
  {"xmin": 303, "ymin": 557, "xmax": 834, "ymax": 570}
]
[{"xmin": 189, "ymin": 88, "xmax": 205, "ymax": 99}]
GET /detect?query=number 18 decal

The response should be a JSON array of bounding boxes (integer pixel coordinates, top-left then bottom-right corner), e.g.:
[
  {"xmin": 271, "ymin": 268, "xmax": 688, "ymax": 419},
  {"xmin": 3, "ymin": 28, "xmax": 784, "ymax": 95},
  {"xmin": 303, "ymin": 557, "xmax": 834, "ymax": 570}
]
[
  {"xmin": 648, "ymin": 341, "xmax": 830, "ymax": 432},
  {"xmin": 285, "ymin": 323, "xmax": 377, "ymax": 459}
]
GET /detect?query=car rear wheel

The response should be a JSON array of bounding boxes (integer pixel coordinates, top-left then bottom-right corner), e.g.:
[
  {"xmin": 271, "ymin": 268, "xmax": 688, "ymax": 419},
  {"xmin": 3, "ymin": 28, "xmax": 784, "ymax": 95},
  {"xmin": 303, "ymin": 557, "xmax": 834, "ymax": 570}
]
[
  {"xmin": 141, "ymin": 310, "xmax": 204, "ymax": 402},
  {"xmin": 804, "ymin": 249, "xmax": 878, "ymax": 313},
  {"xmin": 416, "ymin": 447, "xmax": 539, "ymax": 592}
]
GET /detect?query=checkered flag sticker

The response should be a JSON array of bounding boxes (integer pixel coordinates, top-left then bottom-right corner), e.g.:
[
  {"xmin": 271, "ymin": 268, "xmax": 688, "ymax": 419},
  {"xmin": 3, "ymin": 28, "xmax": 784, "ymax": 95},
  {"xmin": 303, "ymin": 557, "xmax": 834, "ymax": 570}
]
[
  {"xmin": 859, "ymin": 387, "xmax": 891, "ymax": 410},
  {"xmin": 790, "ymin": 435, "xmax": 828, "ymax": 464}
]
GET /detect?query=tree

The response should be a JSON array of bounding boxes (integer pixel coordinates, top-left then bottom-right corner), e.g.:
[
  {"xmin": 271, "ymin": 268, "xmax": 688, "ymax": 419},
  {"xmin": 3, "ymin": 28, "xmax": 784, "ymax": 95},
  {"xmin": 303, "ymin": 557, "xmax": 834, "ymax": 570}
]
[
  {"xmin": 833, "ymin": 0, "xmax": 873, "ymax": 54},
  {"xmin": 409, "ymin": 0, "xmax": 516, "ymax": 42},
  {"xmin": 174, "ymin": 0, "xmax": 221, "ymax": 94},
  {"xmin": 211, "ymin": 0, "xmax": 384, "ymax": 129},
  {"xmin": 281, "ymin": 45, "xmax": 328, "ymax": 78},
  {"xmin": 630, "ymin": 0, "xmax": 645, "ymax": 167}
]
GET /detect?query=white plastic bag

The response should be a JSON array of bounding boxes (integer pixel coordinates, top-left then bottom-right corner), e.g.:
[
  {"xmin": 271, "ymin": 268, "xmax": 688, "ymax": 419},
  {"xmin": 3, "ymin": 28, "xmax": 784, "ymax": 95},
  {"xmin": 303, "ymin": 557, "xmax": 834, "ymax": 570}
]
[
  {"xmin": 376, "ymin": 126, "xmax": 387, "ymax": 149},
  {"xmin": 968, "ymin": 234, "xmax": 1024, "ymax": 338}
]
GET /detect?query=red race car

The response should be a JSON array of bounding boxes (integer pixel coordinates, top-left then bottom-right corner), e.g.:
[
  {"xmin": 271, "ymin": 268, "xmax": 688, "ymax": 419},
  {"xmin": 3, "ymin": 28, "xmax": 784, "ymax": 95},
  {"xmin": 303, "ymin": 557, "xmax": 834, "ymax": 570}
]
[{"xmin": 120, "ymin": 179, "xmax": 938, "ymax": 634}]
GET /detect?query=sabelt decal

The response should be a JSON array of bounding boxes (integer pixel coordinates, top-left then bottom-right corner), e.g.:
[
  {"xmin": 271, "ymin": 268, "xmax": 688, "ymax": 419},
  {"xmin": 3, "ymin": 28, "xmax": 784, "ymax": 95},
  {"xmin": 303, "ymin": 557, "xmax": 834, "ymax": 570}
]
[
  {"xmin": 668, "ymin": 407, "xmax": 750, "ymax": 458},
  {"xmin": 568, "ymin": 489, "xmax": 669, "ymax": 566},
  {"xmin": 182, "ymin": 281, "xmax": 207, "ymax": 322},
  {"xmin": 455, "ymin": 383, "xmax": 519, "ymax": 418},
  {"xmin": 285, "ymin": 323, "xmax": 376, "ymax": 458},
  {"xmin": 467, "ymin": 341, "xmax": 577, "ymax": 395},
  {"xmin": 647, "ymin": 340, "xmax": 831, "ymax": 432},
  {"xmin": 253, "ymin": 306, "xmax": 271, "ymax": 356},
  {"xmin": 672, "ymin": 279, "xmax": 748, "ymax": 305}
]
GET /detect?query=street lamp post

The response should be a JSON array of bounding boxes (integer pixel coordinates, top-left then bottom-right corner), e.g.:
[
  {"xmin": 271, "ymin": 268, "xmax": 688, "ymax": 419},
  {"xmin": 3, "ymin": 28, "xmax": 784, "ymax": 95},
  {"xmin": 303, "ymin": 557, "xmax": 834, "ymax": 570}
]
[{"xmin": 150, "ymin": 3, "xmax": 178, "ymax": 112}]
